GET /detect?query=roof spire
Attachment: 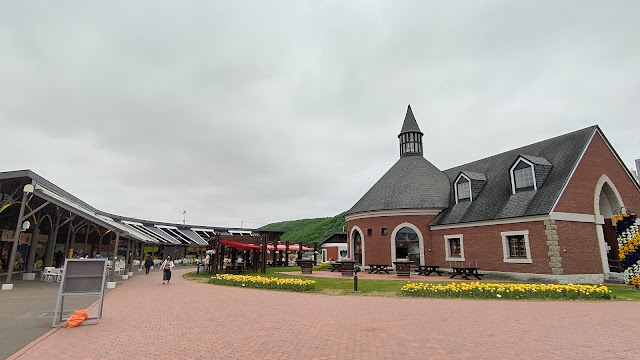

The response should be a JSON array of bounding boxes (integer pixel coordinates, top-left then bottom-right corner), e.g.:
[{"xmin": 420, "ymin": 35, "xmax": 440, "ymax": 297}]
[
  {"xmin": 398, "ymin": 105, "xmax": 424, "ymax": 157},
  {"xmin": 399, "ymin": 104, "xmax": 423, "ymax": 135}
]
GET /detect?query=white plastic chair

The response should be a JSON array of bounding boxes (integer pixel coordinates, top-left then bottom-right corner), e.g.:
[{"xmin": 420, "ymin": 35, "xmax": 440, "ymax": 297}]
[
  {"xmin": 54, "ymin": 268, "xmax": 63, "ymax": 282},
  {"xmin": 114, "ymin": 264, "xmax": 123, "ymax": 275},
  {"xmin": 41, "ymin": 267, "xmax": 56, "ymax": 282}
]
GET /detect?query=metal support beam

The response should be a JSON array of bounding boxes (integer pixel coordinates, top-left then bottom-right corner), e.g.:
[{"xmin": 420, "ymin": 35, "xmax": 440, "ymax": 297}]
[
  {"xmin": 44, "ymin": 208, "xmax": 62, "ymax": 267},
  {"xmin": 84, "ymin": 223, "xmax": 91, "ymax": 256},
  {"xmin": 25, "ymin": 219, "xmax": 41, "ymax": 273},
  {"xmin": 110, "ymin": 232, "xmax": 120, "ymax": 283},
  {"xmin": 63, "ymin": 215, "xmax": 75, "ymax": 258},
  {"xmin": 22, "ymin": 201, "xmax": 50, "ymax": 222},
  {"xmin": 125, "ymin": 239, "xmax": 131, "ymax": 274},
  {"xmin": 5, "ymin": 190, "xmax": 30, "ymax": 284}
]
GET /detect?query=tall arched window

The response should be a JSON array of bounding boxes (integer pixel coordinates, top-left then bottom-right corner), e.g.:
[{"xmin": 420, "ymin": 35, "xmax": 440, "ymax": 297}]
[
  {"xmin": 353, "ymin": 232, "xmax": 363, "ymax": 265},
  {"xmin": 395, "ymin": 227, "xmax": 420, "ymax": 264}
]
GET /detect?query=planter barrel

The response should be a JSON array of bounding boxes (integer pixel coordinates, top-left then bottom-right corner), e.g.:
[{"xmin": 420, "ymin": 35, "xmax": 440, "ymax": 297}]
[
  {"xmin": 339, "ymin": 260, "xmax": 357, "ymax": 277},
  {"xmin": 393, "ymin": 261, "xmax": 414, "ymax": 278},
  {"xmin": 297, "ymin": 260, "xmax": 315, "ymax": 274}
]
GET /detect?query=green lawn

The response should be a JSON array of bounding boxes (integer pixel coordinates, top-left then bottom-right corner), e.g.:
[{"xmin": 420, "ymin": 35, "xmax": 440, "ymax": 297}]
[{"xmin": 183, "ymin": 266, "xmax": 640, "ymax": 300}]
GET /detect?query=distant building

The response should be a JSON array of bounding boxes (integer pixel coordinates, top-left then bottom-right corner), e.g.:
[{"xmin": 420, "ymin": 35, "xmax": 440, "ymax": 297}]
[
  {"xmin": 319, "ymin": 232, "xmax": 347, "ymax": 263},
  {"xmin": 345, "ymin": 106, "xmax": 640, "ymax": 284}
]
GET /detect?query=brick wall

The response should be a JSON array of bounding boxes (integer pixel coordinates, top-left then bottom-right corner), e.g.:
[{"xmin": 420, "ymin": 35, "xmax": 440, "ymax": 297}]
[
  {"xmin": 554, "ymin": 221, "xmax": 602, "ymax": 274},
  {"xmin": 554, "ymin": 132, "xmax": 640, "ymax": 213},
  {"xmin": 347, "ymin": 214, "xmax": 436, "ymax": 266},
  {"xmin": 323, "ymin": 246, "xmax": 339, "ymax": 262},
  {"xmin": 431, "ymin": 222, "xmax": 550, "ymax": 274},
  {"xmin": 348, "ymin": 215, "xmax": 554, "ymax": 274}
]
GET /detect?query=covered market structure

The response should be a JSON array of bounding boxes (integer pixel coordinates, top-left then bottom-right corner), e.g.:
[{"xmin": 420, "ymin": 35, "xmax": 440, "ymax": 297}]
[{"xmin": 0, "ymin": 170, "xmax": 293, "ymax": 289}]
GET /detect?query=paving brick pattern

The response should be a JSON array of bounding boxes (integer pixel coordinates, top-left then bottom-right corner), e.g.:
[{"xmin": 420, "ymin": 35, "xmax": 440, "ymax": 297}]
[{"xmin": 10, "ymin": 268, "xmax": 640, "ymax": 360}]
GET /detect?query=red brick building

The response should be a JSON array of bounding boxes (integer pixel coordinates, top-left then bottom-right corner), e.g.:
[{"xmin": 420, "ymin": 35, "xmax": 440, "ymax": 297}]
[
  {"xmin": 319, "ymin": 232, "xmax": 347, "ymax": 263},
  {"xmin": 345, "ymin": 106, "xmax": 640, "ymax": 283}
]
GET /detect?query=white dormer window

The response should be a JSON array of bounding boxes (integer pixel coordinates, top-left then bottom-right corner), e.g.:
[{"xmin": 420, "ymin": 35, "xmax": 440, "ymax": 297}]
[
  {"xmin": 454, "ymin": 174, "xmax": 472, "ymax": 203},
  {"xmin": 514, "ymin": 167, "xmax": 534, "ymax": 189},
  {"xmin": 510, "ymin": 157, "xmax": 537, "ymax": 194}
]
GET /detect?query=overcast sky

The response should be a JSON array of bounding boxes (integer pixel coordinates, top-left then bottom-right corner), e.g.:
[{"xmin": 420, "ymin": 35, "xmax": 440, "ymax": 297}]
[{"xmin": 1, "ymin": 1, "xmax": 639, "ymax": 228}]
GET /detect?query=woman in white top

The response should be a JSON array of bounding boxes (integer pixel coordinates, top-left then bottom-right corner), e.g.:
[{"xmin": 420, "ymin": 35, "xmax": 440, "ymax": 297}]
[{"xmin": 160, "ymin": 256, "xmax": 175, "ymax": 284}]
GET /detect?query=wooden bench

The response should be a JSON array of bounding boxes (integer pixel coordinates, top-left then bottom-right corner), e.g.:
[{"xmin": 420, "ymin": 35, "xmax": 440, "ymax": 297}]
[
  {"xmin": 329, "ymin": 262, "xmax": 341, "ymax": 272},
  {"xmin": 368, "ymin": 264, "xmax": 390, "ymax": 274},
  {"xmin": 225, "ymin": 264, "xmax": 243, "ymax": 275},
  {"xmin": 416, "ymin": 265, "xmax": 442, "ymax": 276},
  {"xmin": 449, "ymin": 267, "xmax": 483, "ymax": 280}
]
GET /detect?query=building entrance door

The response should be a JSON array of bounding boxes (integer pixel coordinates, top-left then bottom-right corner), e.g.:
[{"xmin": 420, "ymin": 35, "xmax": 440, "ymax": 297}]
[{"xmin": 603, "ymin": 219, "xmax": 622, "ymax": 272}]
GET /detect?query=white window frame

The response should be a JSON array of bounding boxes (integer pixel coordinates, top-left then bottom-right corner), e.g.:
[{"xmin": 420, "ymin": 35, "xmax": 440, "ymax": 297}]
[
  {"xmin": 509, "ymin": 158, "xmax": 537, "ymax": 194},
  {"xmin": 444, "ymin": 234, "xmax": 465, "ymax": 262},
  {"xmin": 454, "ymin": 173, "xmax": 472, "ymax": 204},
  {"xmin": 501, "ymin": 230, "xmax": 532, "ymax": 263}
]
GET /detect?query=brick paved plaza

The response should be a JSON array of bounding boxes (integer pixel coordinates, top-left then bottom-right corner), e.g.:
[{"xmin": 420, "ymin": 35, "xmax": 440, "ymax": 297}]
[{"xmin": 8, "ymin": 268, "xmax": 640, "ymax": 360}]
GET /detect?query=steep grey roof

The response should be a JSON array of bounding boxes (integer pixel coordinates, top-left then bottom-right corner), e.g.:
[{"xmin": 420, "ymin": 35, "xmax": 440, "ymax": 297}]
[
  {"xmin": 459, "ymin": 171, "xmax": 487, "ymax": 181},
  {"xmin": 399, "ymin": 105, "xmax": 423, "ymax": 135},
  {"xmin": 347, "ymin": 155, "xmax": 451, "ymax": 215},
  {"xmin": 430, "ymin": 126, "xmax": 598, "ymax": 226},
  {"xmin": 521, "ymin": 154, "xmax": 552, "ymax": 166}
]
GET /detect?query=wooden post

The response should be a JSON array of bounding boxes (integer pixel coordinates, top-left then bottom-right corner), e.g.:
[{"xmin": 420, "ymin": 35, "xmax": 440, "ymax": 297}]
[
  {"xmin": 313, "ymin": 242, "xmax": 318, "ymax": 265},
  {"xmin": 261, "ymin": 234, "xmax": 267, "ymax": 274},
  {"xmin": 298, "ymin": 240, "xmax": 303, "ymax": 260},
  {"xmin": 272, "ymin": 235, "xmax": 277, "ymax": 266},
  {"xmin": 285, "ymin": 241, "xmax": 289, "ymax": 266}
]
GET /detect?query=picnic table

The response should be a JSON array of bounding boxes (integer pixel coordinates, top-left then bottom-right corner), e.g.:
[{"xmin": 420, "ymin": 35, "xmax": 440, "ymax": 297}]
[
  {"xmin": 449, "ymin": 267, "xmax": 483, "ymax": 280},
  {"xmin": 416, "ymin": 265, "xmax": 442, "ymax": 276},
  {"xmin": 329, "ymin": 262, "xmax": 341, "ymax": 272},
  {"xmin": 368, "ymin": 264, "xmax": 391, "ymax": 274},
  {"xmin": 225, "ymin": 264, "xmax": 244, "ymax": 274}
]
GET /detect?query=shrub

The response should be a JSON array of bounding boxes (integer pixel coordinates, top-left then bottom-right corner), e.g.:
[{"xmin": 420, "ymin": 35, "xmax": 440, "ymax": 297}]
[{"xmin": 315, "ymin": 263, "xmax": 331, "ymax": 271}]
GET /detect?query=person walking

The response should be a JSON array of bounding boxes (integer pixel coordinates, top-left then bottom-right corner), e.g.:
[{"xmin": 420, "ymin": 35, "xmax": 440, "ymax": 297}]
[
  {"xmin": 144, "ymin": 255, "xmax": 154, "ymax": 274},
  {"xmin": 160, "ymin": 256, "xmax": 174, "ymax": 284}
]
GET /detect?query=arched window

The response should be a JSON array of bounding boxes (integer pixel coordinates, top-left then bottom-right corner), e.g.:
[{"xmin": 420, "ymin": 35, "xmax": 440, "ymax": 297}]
[
  {"xmin": 353, "ymin": 232, "xmax": 362, "ymax": 265},
  {"xmin": 395, "ymin": 227, "xmax": 420, "ymax": 264}
]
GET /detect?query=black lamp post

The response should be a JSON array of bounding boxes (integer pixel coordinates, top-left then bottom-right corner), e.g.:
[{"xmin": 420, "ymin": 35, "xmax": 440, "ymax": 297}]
[{"xmin": 353, "ymin": 265, "xmax": 361, "ymax": 292}]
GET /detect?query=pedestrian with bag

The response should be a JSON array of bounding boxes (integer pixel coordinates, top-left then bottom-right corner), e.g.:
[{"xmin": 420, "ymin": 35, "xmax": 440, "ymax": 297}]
[
  {"xmin": 160, "ymin": 255, "xmax": 174, "ymax": 284},
  {"xmin": 144, "ymin": 255, "xmax": 154, "ymax": 274}
]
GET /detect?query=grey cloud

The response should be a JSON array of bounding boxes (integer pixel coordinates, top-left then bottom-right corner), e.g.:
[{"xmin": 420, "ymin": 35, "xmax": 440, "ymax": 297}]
[{"xmin": 1, "ymin": 0, "xmax": 639, "ymax": 227}]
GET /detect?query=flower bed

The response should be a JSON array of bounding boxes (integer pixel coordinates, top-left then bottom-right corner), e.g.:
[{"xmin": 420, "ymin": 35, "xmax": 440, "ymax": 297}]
[
  {"xmin": 209, "ymin": 274, "xmax": 316, "ymax": 292},
  {"xmin": 401, "ymin": 282, "xmax": 612, "ymax": 300}
]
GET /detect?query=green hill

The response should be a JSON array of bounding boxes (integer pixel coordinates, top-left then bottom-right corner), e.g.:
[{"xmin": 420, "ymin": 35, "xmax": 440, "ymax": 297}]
[{"xmin": 260, "ymin": 212, "xmax": 346, "ymax": 244}]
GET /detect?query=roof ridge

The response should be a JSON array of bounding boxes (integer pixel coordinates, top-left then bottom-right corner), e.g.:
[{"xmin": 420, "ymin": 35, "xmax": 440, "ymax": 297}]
[{"xmin": 444, "ymin": 125, "xmax": 598, "ymax": 171}]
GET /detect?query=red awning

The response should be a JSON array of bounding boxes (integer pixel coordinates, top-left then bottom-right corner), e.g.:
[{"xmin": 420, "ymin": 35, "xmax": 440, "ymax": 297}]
[
  {"xmin": 267, "ymin": 244, "xmax": 313, "ymax": 251},
  {"xmin": 220, "ymin": 240, "xmax": 262, "ymax": 250}
]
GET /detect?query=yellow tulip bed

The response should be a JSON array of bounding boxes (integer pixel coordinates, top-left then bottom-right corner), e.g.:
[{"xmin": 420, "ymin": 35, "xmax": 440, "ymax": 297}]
[
  {"xmin": 209, "ymin": 274, "xmax": 316, "ymax": 292},
  {"xmin": 401, "ymin": 282, "xmax": 612, "ymax": 300}
]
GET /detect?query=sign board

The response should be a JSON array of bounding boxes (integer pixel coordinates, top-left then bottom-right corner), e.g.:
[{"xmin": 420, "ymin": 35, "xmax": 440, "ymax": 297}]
[{"xmin": 52, "ymin": 259, "xmax": 108, "ymax": 327}]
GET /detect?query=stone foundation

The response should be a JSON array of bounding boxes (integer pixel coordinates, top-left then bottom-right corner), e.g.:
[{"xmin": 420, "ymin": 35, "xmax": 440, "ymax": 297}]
[{"xmin": 479, "ymin": 270, "xmax": 604, "ymax": 284}]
